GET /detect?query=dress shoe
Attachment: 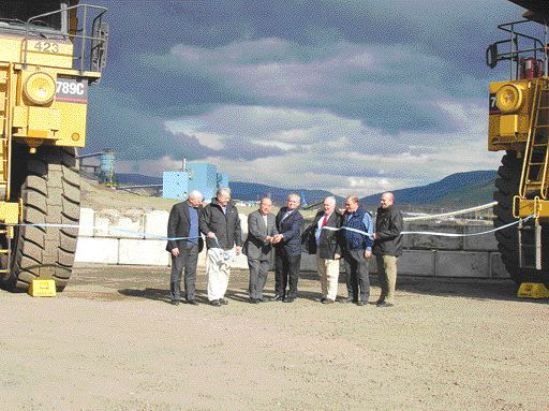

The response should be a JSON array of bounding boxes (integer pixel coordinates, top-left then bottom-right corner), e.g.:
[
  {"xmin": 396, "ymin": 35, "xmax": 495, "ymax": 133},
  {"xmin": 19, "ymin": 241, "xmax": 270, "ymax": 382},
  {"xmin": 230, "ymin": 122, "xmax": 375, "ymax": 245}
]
[
  {"xmin": 187, "ymin": 299, "xmax": 198, "ymax": 306},
  {"xmin": 377, "ymin": 301, "xmax": 394, "ymax": 308},
  {"xmin": 283, "ymin": 297, "xmax": 295, "ymax": 303},
  {"xmin": 220, "ymin": 298, "xmax": 229, "ymax": 305},
  {"xmin": 341, "ymin": 296, "xmax": 356, "ymax": 304},
  {"xmin": 210, "ymin": 299, "xmax": 221, "ymax": 307},
  {"xmin": 256, "ymin": 298, "xmax": 266, "ymax": 303},
  {"xmin": 376, "ymin": 299, "xmax": 386, "ymax": 306},
  {"xmin": 271, "ymin": 294, "xmax": 284, "ymax": 302},
  {"xmin": 356, "ymin": 301, "xmax": 366, "ymax": 307},
  {"xmin": 171, "ymin": 299, "xmax": 180, "ymax": 306},
  {"xmin": 322, "ymin": 298, "xmax": 335, "ymax": 305},
  {"xmin": 250, "ymin": 298, "xmax": 259, "ymax": 304}
]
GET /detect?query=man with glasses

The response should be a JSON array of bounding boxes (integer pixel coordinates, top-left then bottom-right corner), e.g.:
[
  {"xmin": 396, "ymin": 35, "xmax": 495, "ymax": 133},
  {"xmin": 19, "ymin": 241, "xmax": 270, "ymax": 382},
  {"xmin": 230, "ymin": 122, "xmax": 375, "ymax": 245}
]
[{"xmin": 340, "ymin": 195, "xmax": 373, "ymax": 306}]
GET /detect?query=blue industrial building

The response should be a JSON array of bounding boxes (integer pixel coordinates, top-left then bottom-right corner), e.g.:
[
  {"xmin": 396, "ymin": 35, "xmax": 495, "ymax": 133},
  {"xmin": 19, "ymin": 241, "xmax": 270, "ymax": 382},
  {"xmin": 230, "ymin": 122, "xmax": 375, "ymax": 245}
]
[
  {"xmin": 162, "ymin": 162, "xmax": 229, "ymax": 201},
  {"xmin": 162, "ymin": 171, "xmax": 189, "ymax": 200},
  {"xmin": 217, "ymin": 173, "xmax": 229, "ymax": 190}
]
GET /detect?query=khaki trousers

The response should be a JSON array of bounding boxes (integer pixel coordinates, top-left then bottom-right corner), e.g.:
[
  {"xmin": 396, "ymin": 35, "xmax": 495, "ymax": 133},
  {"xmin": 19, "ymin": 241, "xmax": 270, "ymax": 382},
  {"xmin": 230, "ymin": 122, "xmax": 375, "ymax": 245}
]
[
  {"xmin": 206, "ymin": 249, "xmax": 231, "ymax": 301},
  {"xmin": 317, "ymin": 255, "xmax": 340, "ymax": 301},
  {"xmin": 376, "ymin": 255, "xmax": 398, "ymax": 304}
]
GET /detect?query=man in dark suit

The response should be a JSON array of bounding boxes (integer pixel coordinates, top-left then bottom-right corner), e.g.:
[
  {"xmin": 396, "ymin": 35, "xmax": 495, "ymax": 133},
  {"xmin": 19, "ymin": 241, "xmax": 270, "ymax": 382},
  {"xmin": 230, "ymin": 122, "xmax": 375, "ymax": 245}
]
[
  {"xmin": 273, "ymin": 193, "xmax": 304, "ymax": 303},
  {"xmin": 166, "ymin": 190, "xmax": 204, "ymax": 306},
  {"xmin": 244, "ymin": 197, "xmax": 278, "ymax": 304},
  {"xmin": 303, "ymin": 196, "xmax": 343, "ymax": 304}
]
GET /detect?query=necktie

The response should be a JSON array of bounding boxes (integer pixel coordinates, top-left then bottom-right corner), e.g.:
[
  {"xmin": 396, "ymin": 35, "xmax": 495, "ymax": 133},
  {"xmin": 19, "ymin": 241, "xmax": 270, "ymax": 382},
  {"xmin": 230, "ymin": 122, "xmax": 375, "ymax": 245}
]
[{"xmin": 322, "ymin": 213, "xmax": 329, "ymax": 226}]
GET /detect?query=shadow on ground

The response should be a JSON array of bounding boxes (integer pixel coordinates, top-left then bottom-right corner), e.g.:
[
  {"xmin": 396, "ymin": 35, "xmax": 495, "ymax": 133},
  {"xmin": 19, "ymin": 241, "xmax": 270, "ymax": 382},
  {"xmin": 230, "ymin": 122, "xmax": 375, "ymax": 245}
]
[{"xmin": 69, "ymin": 264, "xmax": 548, "ymax": 305}]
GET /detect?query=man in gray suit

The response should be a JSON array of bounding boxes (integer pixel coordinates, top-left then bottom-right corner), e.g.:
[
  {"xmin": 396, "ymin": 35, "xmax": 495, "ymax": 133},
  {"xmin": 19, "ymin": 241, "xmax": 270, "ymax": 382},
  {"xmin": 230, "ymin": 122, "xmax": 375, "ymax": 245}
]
[{"xmin": 244, "ymin": 197, "xmax": 278, "ymax": 303}]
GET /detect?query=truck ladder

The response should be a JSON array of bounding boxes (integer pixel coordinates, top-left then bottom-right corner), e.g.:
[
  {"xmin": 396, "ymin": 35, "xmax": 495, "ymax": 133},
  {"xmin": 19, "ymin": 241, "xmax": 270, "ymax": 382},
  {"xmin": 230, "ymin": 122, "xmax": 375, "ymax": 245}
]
[
  {"xmin": 0, "ymin": 63, "xmax": 13, "ymax": 274},
  {"xmin": 520, "ymin": 77, "xmax": 549, "ymax": 198}
]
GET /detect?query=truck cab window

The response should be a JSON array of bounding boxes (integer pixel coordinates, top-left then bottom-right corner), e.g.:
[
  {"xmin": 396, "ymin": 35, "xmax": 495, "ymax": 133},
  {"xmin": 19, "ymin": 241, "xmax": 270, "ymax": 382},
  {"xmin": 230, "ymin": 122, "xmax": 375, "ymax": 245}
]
[{"xmin": 0, "ymin": 1, "xmax": 65, "ymax": 30}]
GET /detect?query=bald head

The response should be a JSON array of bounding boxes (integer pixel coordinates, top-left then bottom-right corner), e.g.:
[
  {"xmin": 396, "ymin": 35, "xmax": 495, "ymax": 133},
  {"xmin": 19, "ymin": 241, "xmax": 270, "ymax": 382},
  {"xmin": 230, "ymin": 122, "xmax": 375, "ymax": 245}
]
[
  {"xmin": 259, "ymin": 197, "xmax": 272, "ymax": 215},
  {"xmin": 380, "ymin": 192, "xmax": 395, "ymax": 209}
]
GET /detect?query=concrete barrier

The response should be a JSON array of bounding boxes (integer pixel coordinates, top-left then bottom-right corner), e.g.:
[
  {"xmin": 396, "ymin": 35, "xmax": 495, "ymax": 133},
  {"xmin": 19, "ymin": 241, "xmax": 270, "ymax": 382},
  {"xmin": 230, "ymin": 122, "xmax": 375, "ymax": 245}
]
[
  {"xmin": 398, "ymin": 250, "xmax": 436, "ymax": 277},
  {"xmin": 119, "ymin": 239, "xmax": 169, "ymax": 266},
  {"xmin": 75, "ymin": 237, "xmax": 119, "ymax": 264},
  {"xmin": 73, "ymin": 207, "xmax": 512, "ymax": 280},
  {"xmin": 435, "ymin": 251, "xmax": 490, "ymax": 278}
]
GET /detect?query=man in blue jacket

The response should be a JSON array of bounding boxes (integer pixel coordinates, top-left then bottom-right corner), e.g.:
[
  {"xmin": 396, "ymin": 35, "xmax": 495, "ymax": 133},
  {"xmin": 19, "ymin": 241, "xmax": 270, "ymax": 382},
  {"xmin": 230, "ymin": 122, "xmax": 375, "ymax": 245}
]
[
  {"xmin": 272, "ymin": 193, "xmax": 304, "ymax": 303},
  {"xmin": 341, "ymin": 195, "xmax": 373, "ymax": 306}
]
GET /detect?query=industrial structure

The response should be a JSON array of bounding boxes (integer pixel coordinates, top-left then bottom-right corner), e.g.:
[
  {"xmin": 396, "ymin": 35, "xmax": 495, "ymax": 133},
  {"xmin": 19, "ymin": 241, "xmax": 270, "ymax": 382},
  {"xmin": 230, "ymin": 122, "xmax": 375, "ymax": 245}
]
[
  {"xmin": 487, "ymin": 0, "xmax": 549, "ymax": 288},
  {"xmin": 163, "ymin": 160, "xmax": 229, "ymax": 201},
  {"xmin": 78, "ymin": 148, "xmax": 115, "ymax": 185},
  {"xmin": 0, "ymin": 1, "xmax": 108, "ymax": 291}
]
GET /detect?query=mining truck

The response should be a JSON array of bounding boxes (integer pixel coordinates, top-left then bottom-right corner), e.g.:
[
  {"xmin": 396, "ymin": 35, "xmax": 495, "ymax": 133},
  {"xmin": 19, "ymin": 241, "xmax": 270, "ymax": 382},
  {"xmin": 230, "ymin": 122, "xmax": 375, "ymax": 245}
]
[
  {"xmin": 0, "ymin": 1, "xmax": 107, "ymax": 291},
  {"xmin": 488, "ymin": 0, "xmax": 549, "ymax": 286}
]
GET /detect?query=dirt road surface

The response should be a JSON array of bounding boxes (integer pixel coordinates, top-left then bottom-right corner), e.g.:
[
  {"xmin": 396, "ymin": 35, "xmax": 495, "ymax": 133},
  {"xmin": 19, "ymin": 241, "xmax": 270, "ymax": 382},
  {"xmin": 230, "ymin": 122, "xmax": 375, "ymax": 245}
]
[{"xmin": 1, "ymin": 264, "xmax": 547, "ymax": 410}]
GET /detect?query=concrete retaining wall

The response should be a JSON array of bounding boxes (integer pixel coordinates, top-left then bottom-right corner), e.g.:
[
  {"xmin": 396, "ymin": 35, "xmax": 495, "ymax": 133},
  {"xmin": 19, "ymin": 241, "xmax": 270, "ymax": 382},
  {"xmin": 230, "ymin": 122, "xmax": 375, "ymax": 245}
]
[{"xmin": 74, "ymin": 208, "xmax": 511, "ymax": 279}]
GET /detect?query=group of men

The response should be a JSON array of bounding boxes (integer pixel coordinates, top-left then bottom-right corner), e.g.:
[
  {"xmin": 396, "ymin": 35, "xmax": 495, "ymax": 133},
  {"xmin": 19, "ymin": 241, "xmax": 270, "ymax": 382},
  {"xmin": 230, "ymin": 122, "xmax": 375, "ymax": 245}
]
[{"xmin": 166, "ymin": 188, "xmax": 403, "ymax": 308}]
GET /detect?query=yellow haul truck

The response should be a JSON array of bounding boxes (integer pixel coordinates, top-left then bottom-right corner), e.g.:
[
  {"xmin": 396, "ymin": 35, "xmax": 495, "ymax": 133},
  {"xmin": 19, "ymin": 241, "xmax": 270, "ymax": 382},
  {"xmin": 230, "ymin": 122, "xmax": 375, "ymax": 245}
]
[
  {"xmin": 0, "ymin": 1, "xmax": 107, "ymax": 291},
  {"xmin": 488, "ymin": 0, "xmax": 549, "ymax": 286}
]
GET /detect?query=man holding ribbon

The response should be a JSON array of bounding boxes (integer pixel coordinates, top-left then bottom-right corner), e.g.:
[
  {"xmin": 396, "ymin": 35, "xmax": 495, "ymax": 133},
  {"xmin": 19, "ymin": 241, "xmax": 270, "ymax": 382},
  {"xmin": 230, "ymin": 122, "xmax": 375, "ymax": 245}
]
[
  {"xmin": 200, "ymin": 187, "xmax": 242, "ymax": 307},
  {"xmin": 244, "ymin": 197, "xmax": 278, "ymax": 304},
  {"xmin": 373, "ymin": 192, "xmax": 403, "ymax": 308},
  {"xmin": 303, "ymin": 196, "xmax": 343, "ymax": 304},
  {"xmin": 166, "ymin": 190, "xmax": 204, "ymax": 306},
  {"xmin": 341, "ymin": 195, "xmax": 373, "ymax": 306},
  {"xmin": 272, "ymin": 193, "xmax": 304, "ymax": 303}
]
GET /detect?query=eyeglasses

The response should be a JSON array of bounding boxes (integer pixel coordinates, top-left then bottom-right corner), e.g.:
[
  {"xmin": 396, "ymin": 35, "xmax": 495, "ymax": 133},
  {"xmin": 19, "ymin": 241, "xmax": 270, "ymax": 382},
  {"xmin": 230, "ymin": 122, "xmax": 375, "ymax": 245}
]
[{"xmin": 344, "ymin": 203, "xmax": 352, "ymax": 206}]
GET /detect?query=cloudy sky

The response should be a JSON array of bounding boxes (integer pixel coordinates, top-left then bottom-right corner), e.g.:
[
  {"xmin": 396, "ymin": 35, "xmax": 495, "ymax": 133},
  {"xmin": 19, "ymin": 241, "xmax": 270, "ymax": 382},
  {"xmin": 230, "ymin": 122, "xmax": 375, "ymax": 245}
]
[{"xmin": 86, "ymin": 0, "xmax": 528, "ymax": 196}]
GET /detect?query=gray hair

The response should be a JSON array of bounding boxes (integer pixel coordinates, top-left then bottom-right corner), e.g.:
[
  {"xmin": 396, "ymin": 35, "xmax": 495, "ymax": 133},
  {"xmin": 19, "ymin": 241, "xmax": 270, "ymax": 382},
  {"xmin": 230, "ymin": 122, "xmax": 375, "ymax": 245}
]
[
  {"xmin": 188, "ymin": 190, "xmax": 203, "ymax": 201},
  {"xmin": 287, "ymin": 193, "xmax": 301, "ymax": 202},
  {"xmin": 324, "ymin": 196, "xmax": 336, "ymax": 205},
  {"xmin": 217, "ymin": 187, "xmax": 231, "ymax": 197}
]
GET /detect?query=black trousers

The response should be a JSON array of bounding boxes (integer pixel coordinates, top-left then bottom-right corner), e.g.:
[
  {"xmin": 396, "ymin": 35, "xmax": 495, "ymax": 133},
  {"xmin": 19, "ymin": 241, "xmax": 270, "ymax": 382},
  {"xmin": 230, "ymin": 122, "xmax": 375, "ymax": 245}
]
[
  {"xmin": 343, "ymin": 249, "xmax": 370, "ymax": 303},
  {"xmin": 170, "ymin": 244, "xmax": 199, "ymax": 301},
  {"xmin": 275, "ymin": 250, "xmax": 301, "ymax": 298},
  {"xmin": 248, "ymin": 258, "xmax": 270, "ymax": 300}
]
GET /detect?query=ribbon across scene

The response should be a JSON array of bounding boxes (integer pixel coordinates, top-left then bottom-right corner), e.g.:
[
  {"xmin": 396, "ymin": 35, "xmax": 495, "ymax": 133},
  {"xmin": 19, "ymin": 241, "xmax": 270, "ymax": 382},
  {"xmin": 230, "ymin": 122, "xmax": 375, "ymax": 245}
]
[
  {"xmin": 321, "ymin": 214, "xmax": 534, "ymax": 239},
  {"xmin": 0, "ymin": 202, "xmax": 533, "ymax": 241}
]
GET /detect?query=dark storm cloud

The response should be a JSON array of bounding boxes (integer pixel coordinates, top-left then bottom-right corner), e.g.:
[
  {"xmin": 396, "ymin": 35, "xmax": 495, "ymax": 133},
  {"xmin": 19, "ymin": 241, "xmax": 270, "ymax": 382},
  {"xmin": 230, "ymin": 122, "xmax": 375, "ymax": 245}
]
[
  {"xmin": 84, "ymin": 0, "xmax": 527, "ymax": 164},
  {"xmin": 86, "ymin": 87, "xmax": 286, "ymax": 161}
]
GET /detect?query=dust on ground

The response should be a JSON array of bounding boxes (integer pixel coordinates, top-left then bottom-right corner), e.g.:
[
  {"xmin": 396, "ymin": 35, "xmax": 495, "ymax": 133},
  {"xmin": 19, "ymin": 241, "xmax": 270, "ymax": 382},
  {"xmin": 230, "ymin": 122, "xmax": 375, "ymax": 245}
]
[{"xmin": 1, "ymin": 264, "xmax": 547, "ymax": 411}]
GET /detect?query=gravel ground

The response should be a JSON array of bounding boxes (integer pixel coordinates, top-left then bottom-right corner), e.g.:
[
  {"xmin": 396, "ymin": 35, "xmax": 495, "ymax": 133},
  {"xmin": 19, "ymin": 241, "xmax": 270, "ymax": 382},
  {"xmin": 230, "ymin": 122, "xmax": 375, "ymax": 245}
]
[{"xmin": 1, "ymin": 264, "xmax": 547, "ymax": 411}]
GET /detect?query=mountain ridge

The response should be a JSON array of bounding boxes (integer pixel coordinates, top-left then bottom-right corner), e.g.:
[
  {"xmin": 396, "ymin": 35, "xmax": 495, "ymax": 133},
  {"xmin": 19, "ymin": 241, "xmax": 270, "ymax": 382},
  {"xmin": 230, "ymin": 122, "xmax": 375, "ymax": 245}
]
[{"xmin": 113, "ymin": 170, "xmax": 498, "ymax": 207}]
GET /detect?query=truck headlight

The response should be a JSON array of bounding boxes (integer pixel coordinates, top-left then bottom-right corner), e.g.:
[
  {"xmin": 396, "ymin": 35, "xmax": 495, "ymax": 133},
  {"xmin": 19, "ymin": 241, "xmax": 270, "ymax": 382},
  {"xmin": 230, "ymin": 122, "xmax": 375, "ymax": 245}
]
[
  {"xmin": 495, "ymin": 84, "xmax": 523, "ymax": 114},
  {"xmin": 24, "ymin": 72, "xmax": 56, "ymax": 105}
]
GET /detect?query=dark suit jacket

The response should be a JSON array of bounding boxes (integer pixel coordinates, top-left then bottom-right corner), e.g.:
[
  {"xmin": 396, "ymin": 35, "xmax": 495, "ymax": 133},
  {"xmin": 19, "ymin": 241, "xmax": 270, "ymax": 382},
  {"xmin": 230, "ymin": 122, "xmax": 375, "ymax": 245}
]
[
  {"xmin": 275, "ymin": 207, "xmax": 304, "ymax": 256},
  {"xmin": 166, "ymin": 201, "xmax": 204, "ymax": 253},
  {"xmin": 244, "ymin": 210, "xmax": 278, "ymax": 261},
  {"xmin": 303, "ymin": 210, "xmax": 343, "ymax": 259}
]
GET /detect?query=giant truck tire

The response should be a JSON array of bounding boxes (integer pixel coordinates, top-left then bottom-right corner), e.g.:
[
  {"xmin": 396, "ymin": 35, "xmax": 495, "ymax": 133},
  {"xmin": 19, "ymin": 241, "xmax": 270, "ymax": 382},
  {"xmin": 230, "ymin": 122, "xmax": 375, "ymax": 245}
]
[
  {"xmin": 493, "ymin": 151, "xmax": 549, "ymax": 286},
  {"xmin": 0, "ymin": 144, "xmax": 80, "ymax": 292}
]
